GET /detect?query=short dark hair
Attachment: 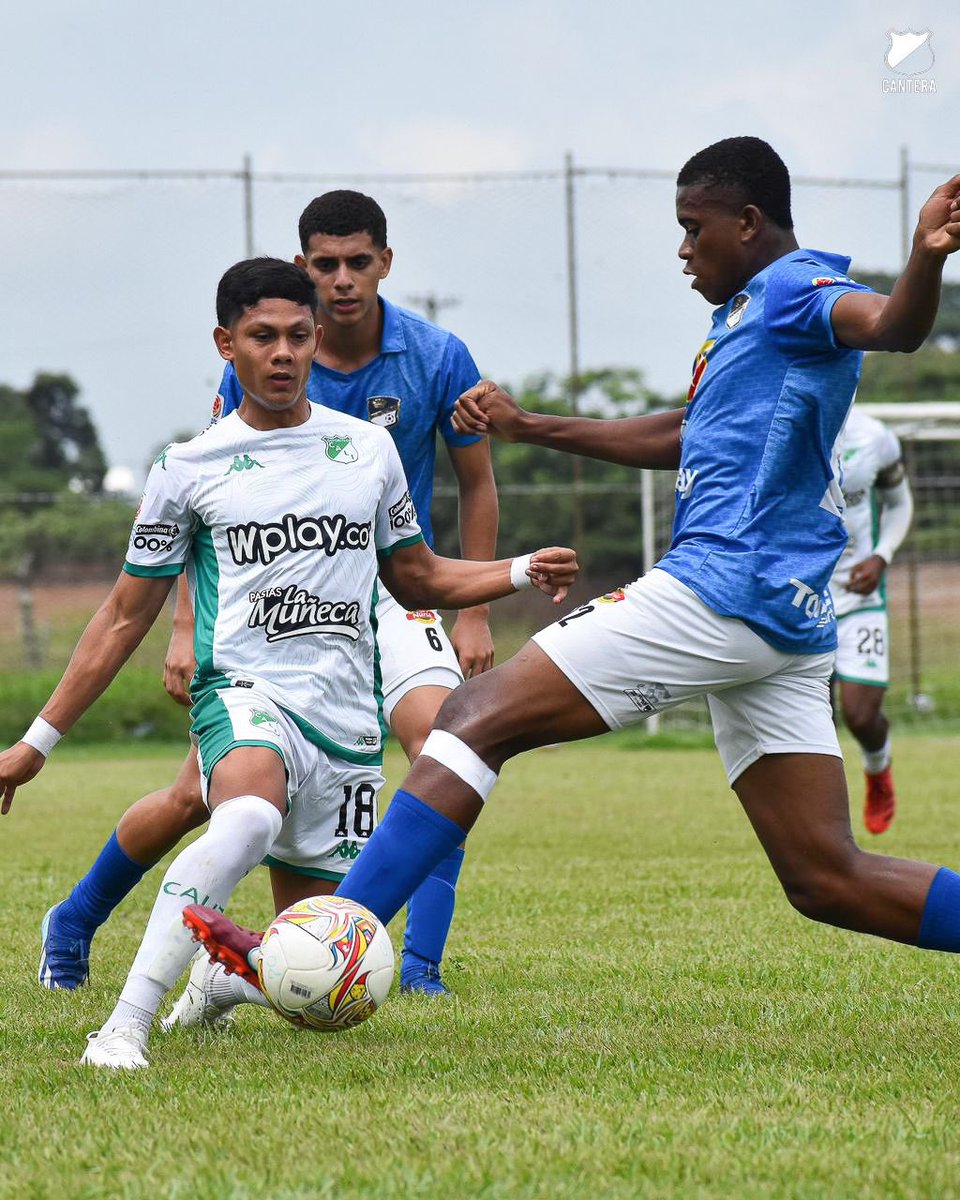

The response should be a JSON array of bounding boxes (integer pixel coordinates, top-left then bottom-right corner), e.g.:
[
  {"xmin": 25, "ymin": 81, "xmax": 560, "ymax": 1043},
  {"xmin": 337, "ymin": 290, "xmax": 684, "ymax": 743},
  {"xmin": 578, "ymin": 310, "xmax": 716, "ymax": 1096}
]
[
  {"xmin": 216, "ymin": 257, "xmax": 318, "ymax": 328},
  {"xmin": 298, "ymin": 190, "xmax": 388, "ymax": 252},
  {"xmin": 677, "ymin": 137, "xmax": 793, "ymax": 229}
]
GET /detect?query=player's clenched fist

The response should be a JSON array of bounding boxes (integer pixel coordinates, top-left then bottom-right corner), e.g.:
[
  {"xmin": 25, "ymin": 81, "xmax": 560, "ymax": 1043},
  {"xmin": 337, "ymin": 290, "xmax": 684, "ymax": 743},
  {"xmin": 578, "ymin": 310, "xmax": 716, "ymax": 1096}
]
[
  {"xmin": 0, "ymin": 743, "xmax": 46, "ymax": 814},
  {"xmin": 454, "ymin": 381, "xmax": 530, "ymax": 442},
  {"xmin": 525, "ymin": 547, "xmax": 578, "ymax": 604}
]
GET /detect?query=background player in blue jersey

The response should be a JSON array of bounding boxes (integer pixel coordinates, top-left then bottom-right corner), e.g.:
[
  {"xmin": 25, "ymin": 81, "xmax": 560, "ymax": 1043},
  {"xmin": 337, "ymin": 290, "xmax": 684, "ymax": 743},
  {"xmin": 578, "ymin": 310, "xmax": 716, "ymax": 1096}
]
[
  {"xmin": 190, "ymin": 140, "xmax": 960, "ymax": 994},
  {"xmin": 39, "ymin": 192, "xmax": 497, "ymax": 999}
]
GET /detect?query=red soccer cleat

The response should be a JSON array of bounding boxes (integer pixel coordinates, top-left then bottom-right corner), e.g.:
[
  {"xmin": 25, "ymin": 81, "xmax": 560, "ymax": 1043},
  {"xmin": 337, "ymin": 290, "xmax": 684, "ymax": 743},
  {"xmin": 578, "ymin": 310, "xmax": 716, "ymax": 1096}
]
[
  {"xmin": 182, "ymin": 904, "xmax": 264, "ymax": 990},
  {"xmin": 864, "ymin": 766, "xmax": 897, "ymax": 835}
]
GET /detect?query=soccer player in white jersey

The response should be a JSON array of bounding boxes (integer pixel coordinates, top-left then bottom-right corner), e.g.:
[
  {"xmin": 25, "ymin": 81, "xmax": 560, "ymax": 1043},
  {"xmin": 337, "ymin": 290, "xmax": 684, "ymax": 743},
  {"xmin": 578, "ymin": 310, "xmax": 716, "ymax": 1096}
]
[
  {"xmin": 188, "ymin": 141, "xmax": 960, "ymax": 1006},
  {"xmin": 38, "ymin": 191, "xmax": 496, "ymax": 998},
  {"xmin": 0, "ymin": 259, "xmax": 577, "ymax": 1069},
  {"xmin": 832, "ymin": 408, "xmax": 914, "ymax": 834}
]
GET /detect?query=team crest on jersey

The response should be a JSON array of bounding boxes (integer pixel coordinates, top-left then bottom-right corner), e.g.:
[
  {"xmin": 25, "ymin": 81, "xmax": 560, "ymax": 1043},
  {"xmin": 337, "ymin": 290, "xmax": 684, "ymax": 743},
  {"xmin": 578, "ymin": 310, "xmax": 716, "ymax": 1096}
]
[
  {"xmin": 324, "ymin": 435, "xmax": 358, "ymax": 464},
  {"xmin": 211, "ymin": 394, "xmax": 224, "ymax": 421},
  {"xmin": 596, "ymin": 588, "xmax": 626, "ymax": 604},
  {"xmin": 725, "ymin": 293, "xmax": 750, "ymax": 329},
  {"xmin": 249, "ymin": 708, "xmax": 281, "ymax": 732},
  {"xmin": 406, "ymin": 610, "xmax": 438, "ymax": 623},
  {"xmin": 811, "ymin": 276, "xmax": 849, "ymax": 287},
  {"xmin": 367, "ymin": 395, "xmax": 401, "ymax": 428}
]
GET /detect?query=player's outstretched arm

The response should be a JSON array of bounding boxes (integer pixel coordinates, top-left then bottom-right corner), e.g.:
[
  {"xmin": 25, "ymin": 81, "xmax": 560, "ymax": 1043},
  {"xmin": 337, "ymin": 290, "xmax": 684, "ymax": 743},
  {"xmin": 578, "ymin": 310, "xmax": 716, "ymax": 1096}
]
[
  {"xmin": 454, "ymin": 381, "xmax": 684, "ymax": 469},
  {"xmin": 379, "ymin": 542, "xmax": 578, "ymax": 613},
  {"xmin": 832, "ymin": 175, "xmax": 960, "ymax": 352},
  {"xmin": 0, "ymin": 572, "xmax": 174, "ymax": 814}
]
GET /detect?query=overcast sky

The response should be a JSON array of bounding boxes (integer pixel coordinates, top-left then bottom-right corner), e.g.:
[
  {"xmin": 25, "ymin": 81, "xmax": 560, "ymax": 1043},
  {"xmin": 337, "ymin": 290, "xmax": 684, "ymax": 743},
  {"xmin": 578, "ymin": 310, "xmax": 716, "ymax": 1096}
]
[{"xmin": 2, "ymin": 1, "xmax": 956, "ymax": 482}]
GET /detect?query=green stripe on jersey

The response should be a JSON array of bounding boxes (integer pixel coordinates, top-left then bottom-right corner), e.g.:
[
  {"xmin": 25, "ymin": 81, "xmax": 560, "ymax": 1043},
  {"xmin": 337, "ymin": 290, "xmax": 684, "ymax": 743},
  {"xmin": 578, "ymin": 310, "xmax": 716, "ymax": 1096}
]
[
  {"xmin": 192, "ymin": 521, "xmax": 220, "ymax": 685},
  {"xmin": 377, "ymin": 533, "xmax": 424, "ymax": 559},
  {"xmin": 281, "ymin": 706, "xmax": 384, "ymax": 767},
  {"xmin": 124, "ymin": 561, "xmax": 184, "ymax": 578}
]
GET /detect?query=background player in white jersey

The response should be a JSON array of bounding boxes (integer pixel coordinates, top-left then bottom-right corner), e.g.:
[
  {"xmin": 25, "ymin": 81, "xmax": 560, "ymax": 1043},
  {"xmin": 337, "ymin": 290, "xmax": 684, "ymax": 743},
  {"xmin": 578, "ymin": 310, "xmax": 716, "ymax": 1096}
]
[
  {"xmin": 832, "ymin": 408, "xmax": 914, "ymax": 834},
  {"xmin": 188, "ymin": 143, "xmax": 960, "ymax": 1005},
  {"xmin": 38, "ymin": 191, "xmax": 496, "ymax": 997},
  {"xmin": 0, "ymin": 259, "xmax": 577, "ymax": 1069}
]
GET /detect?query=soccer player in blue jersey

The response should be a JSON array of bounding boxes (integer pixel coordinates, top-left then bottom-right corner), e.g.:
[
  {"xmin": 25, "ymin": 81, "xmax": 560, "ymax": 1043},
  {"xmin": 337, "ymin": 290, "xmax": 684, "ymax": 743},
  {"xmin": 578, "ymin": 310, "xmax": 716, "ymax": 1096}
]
[
  {"xmin": 188, "ymin": 139, "xmax": 960, "ymax": 994},
  {"xmin": 38, "ymin": 191, "xmax": 496, "ymax": 999}
]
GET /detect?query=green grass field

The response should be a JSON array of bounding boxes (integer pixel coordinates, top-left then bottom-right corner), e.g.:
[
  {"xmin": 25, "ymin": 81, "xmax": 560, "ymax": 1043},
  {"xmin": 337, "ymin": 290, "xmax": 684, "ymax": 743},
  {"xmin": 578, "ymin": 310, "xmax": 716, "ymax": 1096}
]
[{"xmin": 4, "ymin": 736, "xmax": 960, "ymax": 1200}]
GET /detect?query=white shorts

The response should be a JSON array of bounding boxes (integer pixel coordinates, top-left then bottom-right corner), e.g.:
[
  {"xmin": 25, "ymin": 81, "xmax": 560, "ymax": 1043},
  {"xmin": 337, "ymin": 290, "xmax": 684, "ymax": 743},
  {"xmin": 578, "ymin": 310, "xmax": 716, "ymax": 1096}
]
[
  {"xmin": 191, "ymin": 687, "xmax": 383, "ymax": 882},
  {"xmin": 376, "ymin": 586, "xmax": 463, "ymax": 723},
  {"xmin": 834, "ymin": 609, "xmax": 889, "ymax": 688},
  {"xmin": 532, "ymin": 568, "xmax": 841, "ymax": 785}
]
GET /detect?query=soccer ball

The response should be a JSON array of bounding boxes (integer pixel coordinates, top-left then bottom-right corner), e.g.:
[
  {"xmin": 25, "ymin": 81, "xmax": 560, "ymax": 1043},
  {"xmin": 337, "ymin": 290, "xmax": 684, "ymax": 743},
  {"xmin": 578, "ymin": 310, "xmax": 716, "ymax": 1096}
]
[{"xmin": 257, "ymin": 896, "xmax": 394, "ymax": 1031}]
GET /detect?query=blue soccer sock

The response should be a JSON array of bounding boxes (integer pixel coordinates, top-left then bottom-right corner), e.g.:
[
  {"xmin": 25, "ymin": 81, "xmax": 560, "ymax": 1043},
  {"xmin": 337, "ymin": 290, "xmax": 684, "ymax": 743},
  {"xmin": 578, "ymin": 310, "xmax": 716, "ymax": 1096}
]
[
  {"xmin": 402, "ymin": 846, "xmax": 465, "ymax": 965},
  {"xmin": 335, "ymin": 790, "xmax": 467, "ymax": 928},
  {"xmin": 55, "ymin": 830, "xmax": 149, "ymax": 939},
  {"xmin": 917, "ymin": 867, "xmax": 960, "ymax": 951}
]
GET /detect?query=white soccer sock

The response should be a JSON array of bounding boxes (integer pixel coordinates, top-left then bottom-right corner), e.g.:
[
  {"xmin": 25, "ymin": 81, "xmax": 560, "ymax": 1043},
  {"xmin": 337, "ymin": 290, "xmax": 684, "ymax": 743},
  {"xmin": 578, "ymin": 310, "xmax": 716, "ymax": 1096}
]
[
  {"xmin": 863, "ymin": 735, "xmax": 892, "ymax": 775},
  {"xmin": 207, "ymin": 962, "xmax": 271, "ymax": 1009},
  {"xmin": 105, "ymin": 795, "xmax": 282, "ymax": 1031}
]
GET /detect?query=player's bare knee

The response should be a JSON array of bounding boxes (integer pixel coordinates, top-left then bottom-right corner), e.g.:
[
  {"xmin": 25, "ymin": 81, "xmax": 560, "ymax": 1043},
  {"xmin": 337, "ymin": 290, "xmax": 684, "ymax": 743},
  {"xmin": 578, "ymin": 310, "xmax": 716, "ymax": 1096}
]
[
  {"xmin": 779, "ymin": 857, "xmax": 866, "ymax": 925},
  {"xmin": 168, "ymin": 773, "xmax": 207, "ymax": 828},
  {"xmin": 430, "ymin": 677, "xmax": 508, "ymax": 762}
]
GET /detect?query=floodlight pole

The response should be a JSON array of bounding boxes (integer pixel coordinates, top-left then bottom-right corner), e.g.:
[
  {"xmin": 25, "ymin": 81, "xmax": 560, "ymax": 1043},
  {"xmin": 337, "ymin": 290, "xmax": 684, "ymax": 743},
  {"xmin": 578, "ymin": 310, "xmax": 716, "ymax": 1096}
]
[
  {"xmin": 564, "ymin": 152, "xmax": 586, "ymax": 568},
  {"xmin": 242, "ymin": 154, "xmax": 255, "ymax": 257}
]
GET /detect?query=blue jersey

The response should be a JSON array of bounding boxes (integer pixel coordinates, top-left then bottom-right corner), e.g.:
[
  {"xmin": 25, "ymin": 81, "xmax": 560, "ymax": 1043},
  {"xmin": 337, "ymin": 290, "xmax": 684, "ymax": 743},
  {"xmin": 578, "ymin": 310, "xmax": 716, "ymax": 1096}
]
[
  {"xmin": 658, "ymin": 249, "xmax": 872, "ymax": 654},
  {"xmin": 214, "ymin": 297, "xmax": 481, "ymax": 548}
]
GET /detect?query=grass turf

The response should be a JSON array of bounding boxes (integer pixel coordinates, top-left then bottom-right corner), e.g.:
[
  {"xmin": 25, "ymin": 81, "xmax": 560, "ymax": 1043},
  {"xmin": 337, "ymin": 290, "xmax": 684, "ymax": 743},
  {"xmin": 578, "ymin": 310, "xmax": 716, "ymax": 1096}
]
[{"xmin": 2, "ymin": 736, "xmax": 960, "ymax": 1199}]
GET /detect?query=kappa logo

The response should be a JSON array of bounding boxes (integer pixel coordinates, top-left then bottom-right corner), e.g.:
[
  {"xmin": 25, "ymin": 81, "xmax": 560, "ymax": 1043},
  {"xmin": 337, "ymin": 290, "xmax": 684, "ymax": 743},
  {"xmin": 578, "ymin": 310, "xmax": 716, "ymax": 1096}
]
[
  {"xmin": 324, "ymin": 435, "xmax": 358, "ymax": 464},
  {"xmin": 885, "ymin": 30, "xmax": 933, "ymax": 76},
  {"xmin": 725, "ymin": 294, "xmax": 750, "ymax": 329},
  {"xmin": 154, "ymin": 444, "xmax": 172, "ymax": 471},
  {"xmin": 367, "ymin": 395, "xmax": 401, "ymax": 428},
  {"xmin": 225, "ymin": 453, "xmax": 264, "ymax": 475}
]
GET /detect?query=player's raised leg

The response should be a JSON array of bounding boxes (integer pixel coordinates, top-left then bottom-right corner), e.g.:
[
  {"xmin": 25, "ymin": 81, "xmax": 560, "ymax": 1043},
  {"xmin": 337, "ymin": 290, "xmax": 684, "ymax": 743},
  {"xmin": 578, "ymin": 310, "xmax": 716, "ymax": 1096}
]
[
  {"xmin": 39, "ymin": 746, "xmax": 207, "ymax": 989},
  {"xmin": 734, "ymin": 753, "xmax": 942, "ymax": 941}
]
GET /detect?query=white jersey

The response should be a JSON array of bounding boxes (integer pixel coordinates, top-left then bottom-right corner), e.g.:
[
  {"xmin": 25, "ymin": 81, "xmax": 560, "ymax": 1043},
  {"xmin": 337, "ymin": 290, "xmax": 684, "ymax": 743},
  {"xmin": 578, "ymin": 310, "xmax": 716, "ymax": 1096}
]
[
  {"xmin": 123, "ymin": 406, "xmax": 422, "ymax": 765},
  {"xmin": 831, "ymin": 408, "xmax": 903, "ymax": 618}
]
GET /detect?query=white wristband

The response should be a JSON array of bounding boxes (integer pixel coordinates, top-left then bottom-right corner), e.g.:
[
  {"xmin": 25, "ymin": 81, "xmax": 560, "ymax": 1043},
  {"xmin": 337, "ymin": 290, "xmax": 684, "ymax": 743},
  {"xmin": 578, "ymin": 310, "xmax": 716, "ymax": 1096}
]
[
  {"xmin": 22, "ymin": 717, "xmax": 62, "ymax": 757},
  {"xmin": 510, "ymin": 553, "xmax": 534, "ymax": 591}
]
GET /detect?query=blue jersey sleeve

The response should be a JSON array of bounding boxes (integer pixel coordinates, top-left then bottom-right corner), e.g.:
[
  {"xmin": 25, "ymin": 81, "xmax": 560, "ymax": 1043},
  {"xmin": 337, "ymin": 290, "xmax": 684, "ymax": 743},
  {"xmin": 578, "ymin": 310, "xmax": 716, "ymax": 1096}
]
[
  {"xmin": 437, "ymin": 335, "xmax": 482, "ymax": 446},
  {"xmin": 213, "ymin": 362, "xmax": 244, "ymax": 422},
  {"xmin": 764, "ymin": 262, "xmax": 873, "ymax": 358}
]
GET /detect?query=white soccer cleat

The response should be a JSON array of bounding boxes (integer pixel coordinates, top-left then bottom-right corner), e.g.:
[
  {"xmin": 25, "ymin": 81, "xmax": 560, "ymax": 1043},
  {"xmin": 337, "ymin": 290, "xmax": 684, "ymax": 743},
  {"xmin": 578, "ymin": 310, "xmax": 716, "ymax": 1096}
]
[
  {"xmin": 80, "ymin": 1026, "xmax": 149, "ymax": 1070},
  {"xmin": 160, "ymin": 952, "xmax": 236, "ymax": 1031}
]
